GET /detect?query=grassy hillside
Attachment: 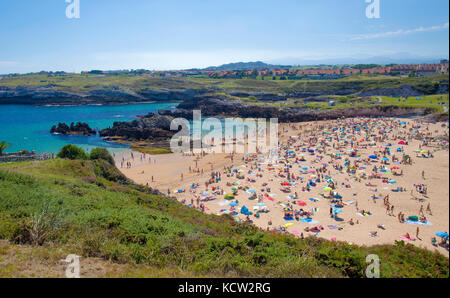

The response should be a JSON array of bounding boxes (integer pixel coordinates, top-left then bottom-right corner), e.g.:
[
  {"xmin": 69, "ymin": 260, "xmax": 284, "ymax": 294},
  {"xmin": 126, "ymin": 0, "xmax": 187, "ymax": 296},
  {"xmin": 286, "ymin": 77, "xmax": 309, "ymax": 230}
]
[
  {"xmin": 0, "ymin": 159, "xmax": 448, "ymax": 277},
  {"xmin": 1, "ymin": 73, "xmax": 448, "ymax": 95}
]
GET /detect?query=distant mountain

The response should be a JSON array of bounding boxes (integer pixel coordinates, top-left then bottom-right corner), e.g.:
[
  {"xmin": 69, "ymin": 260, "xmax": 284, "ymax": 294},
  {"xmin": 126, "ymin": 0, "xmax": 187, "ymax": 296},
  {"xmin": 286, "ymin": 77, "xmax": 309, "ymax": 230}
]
[{"xmin": 200, "ymin": 61, "xmax": 291, "ymax": 71}]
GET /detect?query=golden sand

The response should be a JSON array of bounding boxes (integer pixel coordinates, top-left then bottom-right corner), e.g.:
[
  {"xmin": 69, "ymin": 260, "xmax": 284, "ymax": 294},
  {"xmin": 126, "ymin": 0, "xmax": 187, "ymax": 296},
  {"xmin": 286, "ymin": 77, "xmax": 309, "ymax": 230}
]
[{"xmin": 116, "ymin": 117, "xmax": 449, "ymax": 255}]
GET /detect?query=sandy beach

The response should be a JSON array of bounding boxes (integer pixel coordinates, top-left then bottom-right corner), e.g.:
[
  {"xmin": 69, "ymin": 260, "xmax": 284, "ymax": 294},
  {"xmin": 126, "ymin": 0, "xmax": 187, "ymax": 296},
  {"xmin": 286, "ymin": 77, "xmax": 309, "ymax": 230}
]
[{"xmin": 116, "ymin": 117, "xmax": 449, "ymax": 255}]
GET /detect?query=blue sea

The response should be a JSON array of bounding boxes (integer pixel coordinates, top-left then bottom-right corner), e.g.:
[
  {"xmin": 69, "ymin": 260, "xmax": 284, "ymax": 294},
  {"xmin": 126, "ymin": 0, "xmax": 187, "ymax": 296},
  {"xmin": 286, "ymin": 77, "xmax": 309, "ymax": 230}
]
[{"xmin": 0, "ymin": 103, "xmax": 178, "ymax": 154}]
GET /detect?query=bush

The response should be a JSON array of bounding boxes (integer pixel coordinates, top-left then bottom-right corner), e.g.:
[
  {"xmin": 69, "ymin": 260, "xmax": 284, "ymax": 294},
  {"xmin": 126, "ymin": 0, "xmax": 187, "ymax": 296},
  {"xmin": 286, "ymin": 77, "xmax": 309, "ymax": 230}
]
[
  {"xmin": 57, "ymin": 145, "xmax": 87, "ymax": 160},
  {"xmin": 90, "ymin": 147, "xmax": 115, "ymax": 165}
]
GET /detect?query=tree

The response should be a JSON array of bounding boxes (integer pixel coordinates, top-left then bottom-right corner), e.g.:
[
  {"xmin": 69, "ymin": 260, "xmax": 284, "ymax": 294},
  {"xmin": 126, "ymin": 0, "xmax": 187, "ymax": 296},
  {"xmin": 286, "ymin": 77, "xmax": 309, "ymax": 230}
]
[
  {"xmin": 90, "ymin": 147, "xmax": 115, "ymax": 165},
  {"xmin": 57, "ymin": 144, "xmax": 88, "ymax": 160},
  {"xmin": 0, "ymin": 141, "xmax": 11, "ymax": 155}
]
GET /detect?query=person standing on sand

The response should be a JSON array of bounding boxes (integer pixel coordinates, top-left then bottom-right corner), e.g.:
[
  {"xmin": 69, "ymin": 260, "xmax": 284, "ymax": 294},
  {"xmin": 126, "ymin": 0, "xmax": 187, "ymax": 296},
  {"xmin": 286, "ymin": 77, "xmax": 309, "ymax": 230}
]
[
  {"xmin": 426, "ymin": 203, "xmax": 432, "ymax": 215},
  {"xmin": 416, "ymin": 227, "xmax": 420, "ymax": 240}
]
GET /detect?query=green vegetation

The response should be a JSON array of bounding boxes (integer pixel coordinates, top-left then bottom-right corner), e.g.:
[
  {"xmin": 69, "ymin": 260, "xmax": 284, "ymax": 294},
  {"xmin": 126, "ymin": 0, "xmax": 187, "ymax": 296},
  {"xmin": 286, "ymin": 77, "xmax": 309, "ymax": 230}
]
[
  {"xmin": 0, "ymin": 141, "xmax": 11, "ymax": 155},
  {"xmin": 89, "ymin": 147, "xmax": 115, "ymax": 165},
  {"xmin": 378, "ymin": 94, "xmax": 449, "ymax": 113},
  {"xmin": 57, "ymin": 144, "xmax": 88, "ymax": 160},
  {"xmin": 131, "ymin": 148, "xmax": 172, "ymax": 155},
  {"xmin": 0, "ymin": 158, "xmax": 448, "ymax": 277},
  {"xmin": 1, "ymin": 73, "xmax": 447, "ymax": 95}
]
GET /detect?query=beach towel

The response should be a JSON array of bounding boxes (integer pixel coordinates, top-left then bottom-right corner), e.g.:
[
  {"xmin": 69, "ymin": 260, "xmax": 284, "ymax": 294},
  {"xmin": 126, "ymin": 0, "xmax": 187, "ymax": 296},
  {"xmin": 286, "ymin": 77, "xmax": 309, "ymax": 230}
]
[
  {"xmin": 328, "ymin": 225, "xmax": 340, "ymax": 230},
  {"xmin": 399, "ymin": 235, "xmax": 416, "ymax": 241},
  {"xmin": 405, "ymin": 220, "xmax": 432, "ymax": 226}
]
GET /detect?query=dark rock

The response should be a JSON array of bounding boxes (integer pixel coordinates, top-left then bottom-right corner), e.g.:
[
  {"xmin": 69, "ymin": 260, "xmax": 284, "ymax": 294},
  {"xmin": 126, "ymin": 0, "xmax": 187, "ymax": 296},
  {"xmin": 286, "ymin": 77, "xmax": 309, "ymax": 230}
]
[
  {"xmin": 50, "ymin": 122, "xmax": 96, "ymax": 136},
  {"xmin": 99, "ymin": 113, "xmax": 176, "ymax": 141}
]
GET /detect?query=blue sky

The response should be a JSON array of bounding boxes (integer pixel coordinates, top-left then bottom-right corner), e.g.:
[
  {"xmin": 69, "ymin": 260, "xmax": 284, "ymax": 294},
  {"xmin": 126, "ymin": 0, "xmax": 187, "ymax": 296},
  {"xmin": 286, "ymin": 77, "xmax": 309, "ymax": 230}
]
[{"xmin": 0, "ymin": 0, "xmax": 448, "ymax": 73}]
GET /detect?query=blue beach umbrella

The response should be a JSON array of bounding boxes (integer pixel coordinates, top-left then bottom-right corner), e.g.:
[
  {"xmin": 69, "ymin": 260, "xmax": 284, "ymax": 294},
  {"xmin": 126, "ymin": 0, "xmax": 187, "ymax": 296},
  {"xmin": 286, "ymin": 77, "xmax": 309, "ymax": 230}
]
[
  {"xmin": 369, "ymin": 155, "xmax": 378, "ymax": 159},
  {"xmin": 435, "ymin": 232, "xmax": 449, "ymax": 238}
]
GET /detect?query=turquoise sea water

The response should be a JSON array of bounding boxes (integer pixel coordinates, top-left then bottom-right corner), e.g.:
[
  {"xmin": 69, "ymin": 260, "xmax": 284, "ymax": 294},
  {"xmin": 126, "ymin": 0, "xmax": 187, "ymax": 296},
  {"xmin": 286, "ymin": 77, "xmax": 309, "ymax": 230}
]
[{"xmin": 0, "ymin": 103, "xmax": 177, "ymax": 154}]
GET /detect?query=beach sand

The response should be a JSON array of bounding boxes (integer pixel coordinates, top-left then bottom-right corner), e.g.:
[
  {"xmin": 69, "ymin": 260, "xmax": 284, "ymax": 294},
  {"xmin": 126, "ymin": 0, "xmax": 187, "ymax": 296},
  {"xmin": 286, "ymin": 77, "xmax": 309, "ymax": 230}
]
[{"xmin": 116, "ymin": 117, "xmax": 449, "ymax": 255}]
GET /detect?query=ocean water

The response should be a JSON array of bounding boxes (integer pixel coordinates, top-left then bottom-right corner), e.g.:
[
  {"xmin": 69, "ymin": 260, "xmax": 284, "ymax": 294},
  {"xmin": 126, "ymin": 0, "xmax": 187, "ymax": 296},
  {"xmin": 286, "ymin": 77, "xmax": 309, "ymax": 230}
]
[{"xmin": 0, "ymin": 103, "xmax": 178, "ymax": 154}]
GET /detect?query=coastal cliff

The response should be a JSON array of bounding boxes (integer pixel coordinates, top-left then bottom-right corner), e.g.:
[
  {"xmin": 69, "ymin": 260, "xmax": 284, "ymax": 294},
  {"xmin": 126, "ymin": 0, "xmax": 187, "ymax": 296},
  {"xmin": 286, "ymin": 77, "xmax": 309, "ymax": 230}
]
[{"xmin": 0, "ymin": 86, "xmax": 206, "ymax": 105}]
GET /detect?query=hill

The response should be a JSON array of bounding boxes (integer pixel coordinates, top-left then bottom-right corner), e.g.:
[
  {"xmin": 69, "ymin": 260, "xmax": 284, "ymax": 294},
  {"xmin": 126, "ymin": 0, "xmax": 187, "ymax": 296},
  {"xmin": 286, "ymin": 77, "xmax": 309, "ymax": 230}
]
[
  {"xmin": 202, "ymin": 61, "xmax": 291, "ymax": 71},
  {"xmin": 0, "ymin": 158, "xmax": 448, "ymax": 277}
]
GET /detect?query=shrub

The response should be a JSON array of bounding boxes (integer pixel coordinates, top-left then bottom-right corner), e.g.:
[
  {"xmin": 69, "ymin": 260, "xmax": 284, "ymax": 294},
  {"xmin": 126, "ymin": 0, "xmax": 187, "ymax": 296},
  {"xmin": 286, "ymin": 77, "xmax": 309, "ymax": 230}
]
[
  {"xmin": 90, "ymin": 147, "xmax": 115, "ymax": 165},
  {"xmin": 57, "ymin": 144, "xmax": 88, "ymax": 160}
]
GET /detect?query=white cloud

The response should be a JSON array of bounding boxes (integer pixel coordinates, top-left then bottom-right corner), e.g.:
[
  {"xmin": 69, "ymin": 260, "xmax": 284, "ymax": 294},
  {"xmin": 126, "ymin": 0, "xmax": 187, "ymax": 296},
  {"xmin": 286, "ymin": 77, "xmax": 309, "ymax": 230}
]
[{"xmin": 350, "ymin": 22, "xmax": 449, "ymax": 40}]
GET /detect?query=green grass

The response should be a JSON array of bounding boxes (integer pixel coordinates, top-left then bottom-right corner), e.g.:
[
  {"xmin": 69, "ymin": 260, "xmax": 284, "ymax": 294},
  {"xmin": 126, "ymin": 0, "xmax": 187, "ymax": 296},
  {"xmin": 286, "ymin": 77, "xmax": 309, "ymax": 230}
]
[
  {"xmin": 0, "ymin": 159, "xmax": 448, "ymax": 277},
  {"xmin": 377, "ymin": 94, "xmax": 449, "ymax": 113},
  {"xmin": 1, "ymin": 73, "xmax": 447, "ymax": 96}
]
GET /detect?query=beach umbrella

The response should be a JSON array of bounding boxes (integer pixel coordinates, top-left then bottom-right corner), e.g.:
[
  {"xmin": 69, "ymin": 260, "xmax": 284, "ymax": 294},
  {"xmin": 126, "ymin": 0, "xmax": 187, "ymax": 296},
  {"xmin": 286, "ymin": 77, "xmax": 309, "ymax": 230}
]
[
  {"xmin": 382, "ymin": 157, "xmax": 389, "ymax": 161},
  {"xmin": 391, "ymin": 166, "xmax": 400, "ymax": 170},
  {"xmin": 297, "ymin": 201, "xmax": 307, "ymax": 206},
  {"xmin": 283, "ymin": 223, "xmax": 293, "ymax": 228},
  {"xmin": 283, "ymin": 207, "xmax": 293, "ymax": 212},
  {"xmin": 334, "ymin": 208, "xmax": 343, "ymax": 214},
  {"xmin": 369, "ymin": 155, "xmax": 378, "ymax": 159},
  {"xmin": 281, "ymin": 182, "xmax": 291, "ymax": 186},
  {"xmin": 435, "ymin": 232, "xmax": 449, "ymax": 238},
  {"xmin": 333, "ymin": 194, "xmax": 342, "ymax": 199},
  {"xmin": 229, "ymin": 201, "xmax": 239, "ymax": 207},
  {"xmin": 323, "ymin": 187, "xmax": 332, "ymax": 191},
  {"xmin": 231, "ymin": 186, "xmax": 238, "ymax": 191},
  {"xmin": 257, "ymin": 202, "xmax": 265, "ymax": 206},
  {"xmin": 398, "ymin": 141, "xmax": 406, "ymax": 145},
  {"xmin": 389, "ymin": 180, "xmax": 397, "ymax": 184}
]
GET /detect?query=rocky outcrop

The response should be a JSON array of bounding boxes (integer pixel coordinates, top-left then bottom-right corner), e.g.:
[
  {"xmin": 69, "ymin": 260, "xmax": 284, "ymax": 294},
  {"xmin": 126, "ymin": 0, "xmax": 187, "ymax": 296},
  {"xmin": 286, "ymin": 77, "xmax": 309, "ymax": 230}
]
[
  {"xmin": 0, "ymin": 86, "xmax": 206, "ymax": 105},
  {"xmin": 50, "ymin": 122, "xmax": 96, "ymax": 136},
  {"xmin": 358, "ymin": 85, "xmax": 425, "ymax": 97},
  {"xmin": 159, "ymin": 94, "xmax": 435, "ymax": 123},
  {"xmin": 99, "ymin": 113, "xmax": 175, "ymax": 141}
]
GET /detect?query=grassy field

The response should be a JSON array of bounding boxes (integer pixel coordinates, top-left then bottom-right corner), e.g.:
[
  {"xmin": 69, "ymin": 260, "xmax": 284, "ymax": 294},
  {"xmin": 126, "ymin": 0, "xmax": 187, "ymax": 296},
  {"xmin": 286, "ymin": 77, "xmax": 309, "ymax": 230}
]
[
  {"xmin": 1, "ymin": 73, "xmax": 448, "ymax": 95},
  {"xmin": 0, "ymin": 158, "xmax": 448, "ymax": 277}
]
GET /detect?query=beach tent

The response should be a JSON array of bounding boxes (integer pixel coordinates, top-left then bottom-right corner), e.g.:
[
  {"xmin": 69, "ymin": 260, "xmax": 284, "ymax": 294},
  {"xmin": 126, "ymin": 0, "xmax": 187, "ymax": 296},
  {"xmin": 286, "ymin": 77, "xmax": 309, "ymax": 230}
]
[
  {"xmin": 435, "ymin": 232, "xmax": 449, "ymax": 239},
  {"xmin": 240, "ymin": 205, "xmax": 252, "ymax": 216}
]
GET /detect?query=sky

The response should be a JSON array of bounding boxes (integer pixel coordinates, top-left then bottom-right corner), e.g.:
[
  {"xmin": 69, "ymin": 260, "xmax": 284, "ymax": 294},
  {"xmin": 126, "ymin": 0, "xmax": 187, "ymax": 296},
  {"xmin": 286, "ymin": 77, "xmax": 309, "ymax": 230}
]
[{"xmin": 0, "ymin": 0, "xmax": 448, "ymax": 73}]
